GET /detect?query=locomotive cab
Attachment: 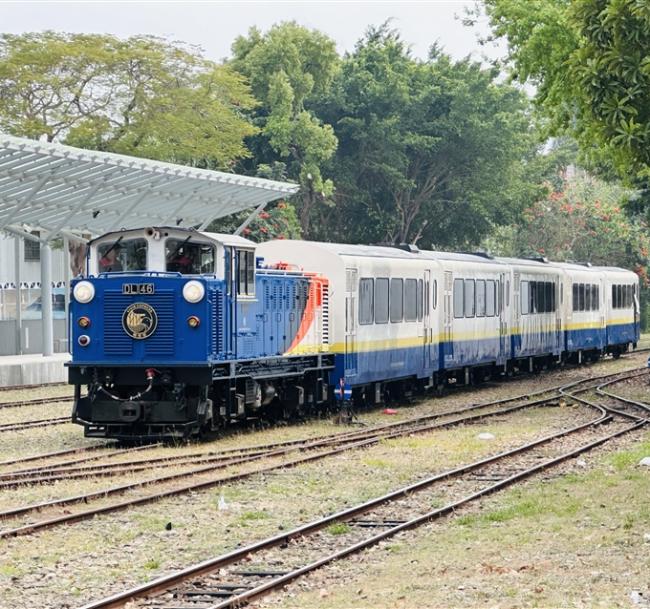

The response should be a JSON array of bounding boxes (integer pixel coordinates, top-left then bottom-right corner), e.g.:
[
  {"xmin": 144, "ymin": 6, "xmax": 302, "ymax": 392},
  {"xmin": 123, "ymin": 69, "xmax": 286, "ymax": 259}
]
[{"xmin": 88, "ymin": 226, "xmax": 255, "ymax": 280}]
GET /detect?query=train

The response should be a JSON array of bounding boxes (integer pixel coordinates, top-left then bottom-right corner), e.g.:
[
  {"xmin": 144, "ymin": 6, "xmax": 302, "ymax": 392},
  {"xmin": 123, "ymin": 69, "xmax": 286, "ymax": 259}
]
[{"xmin": 67, "ymin": 226, "xmax": 640, "ymax": 440}]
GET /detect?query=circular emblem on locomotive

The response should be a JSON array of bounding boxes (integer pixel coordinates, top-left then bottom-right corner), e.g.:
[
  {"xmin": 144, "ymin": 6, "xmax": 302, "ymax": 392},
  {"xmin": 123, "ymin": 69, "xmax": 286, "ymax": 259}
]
[{"xmin": 122, "ymin": 302, "xmax": 157, "ymax": 339}]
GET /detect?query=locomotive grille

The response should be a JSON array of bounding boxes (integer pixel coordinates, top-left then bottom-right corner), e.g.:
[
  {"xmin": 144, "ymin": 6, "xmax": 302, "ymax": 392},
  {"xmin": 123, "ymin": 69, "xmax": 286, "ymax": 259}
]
[
  {"xmin": 103, "ymin": 290, "xmax": 175, "ymax": 356},
  {"xmin": 321, "ymin": 283, "xmax": 329, "ymax": 345},
  {"xmin": 144, "ymin": 291, "xmax": 175, "ymax": 355},
  {"xmin": 104, "ymin": 292, "xmax": 134, "ymax": 355},
  {"xmin": 210, "ymin": 288, "xmax": 224, "ymax": 355}
]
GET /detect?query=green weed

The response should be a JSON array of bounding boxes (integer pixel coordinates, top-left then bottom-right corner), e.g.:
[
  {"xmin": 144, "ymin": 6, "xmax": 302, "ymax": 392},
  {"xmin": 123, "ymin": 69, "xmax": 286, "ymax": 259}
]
[{"xmin": 326, "ymin": 522, "xmax": 351, "ymax": 535}]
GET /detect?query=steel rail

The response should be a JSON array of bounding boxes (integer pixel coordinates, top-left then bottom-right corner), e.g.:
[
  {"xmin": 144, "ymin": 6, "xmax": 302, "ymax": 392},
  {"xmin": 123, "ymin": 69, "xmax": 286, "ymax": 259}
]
[
  {"xmin": 0, "ymin": 444, "xmax": 162, "ymax": 480},
  {"xmin": 0, "ymin": 388, "xmax": 567, "ymax": 487},
  {"xmin": 0, "ymin": 444, "xmax": 110, "ymax": 468},
  {"xmin": 78, "ymin": 379, "xmax": 646, "ymax": 609},
  {"xmin": 0, "ymin": 395, "xmax": 563, "ymax": 533},
  {"xmin": 0, "ymin": 366, "xmax": 644, "ymax": 536},
  {"xmin": 0, "ymin": 416, "xmax": 71, "ymax": 432},
  {"xmin": 0, "ymin": 382, "xmax": 66, "ymax": 392},
  {"xmin": 0, "ymin": 395, "xmax": 73, "ymax": 409},
  {"xmin": 2, "ymin": 366, "xmax": 642, "ymax": 486}
]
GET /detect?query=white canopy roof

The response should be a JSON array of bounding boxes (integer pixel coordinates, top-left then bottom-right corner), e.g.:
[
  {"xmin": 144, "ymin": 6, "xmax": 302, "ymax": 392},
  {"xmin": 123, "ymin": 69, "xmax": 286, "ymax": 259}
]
[{"xmin": 0, "ymin": 133, "xmax": 299, "ymax": 242}]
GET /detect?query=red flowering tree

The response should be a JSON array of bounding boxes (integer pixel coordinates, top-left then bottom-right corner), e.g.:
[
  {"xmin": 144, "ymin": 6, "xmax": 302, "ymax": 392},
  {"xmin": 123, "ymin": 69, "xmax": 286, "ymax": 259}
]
[
  {"xmin": 488, "ymin": 174, "xmax": 650, "ymax": 284},
  {"xmin": 240, "ymin": 200, "xmax": 302, "ymax": 242}
]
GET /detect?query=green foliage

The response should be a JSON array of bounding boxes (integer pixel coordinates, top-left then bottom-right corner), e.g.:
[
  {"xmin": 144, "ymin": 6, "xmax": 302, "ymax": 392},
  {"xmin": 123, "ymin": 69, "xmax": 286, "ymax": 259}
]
[
  {"xmin": 0, "ymin": 32, "xmax": 257, "ymax": 167},
  {"xmin": 312, "ymin": 24, "xmax": 536, "ymax": 248},
  {"xmin": 485, "ymin": 172, "xmax": 650, "ymax": 280},
  {"xmin": 482, "ymin": 0, "xmax": 650, "ymax": 184},
  {"xmin": 230, "ymin": 22, "xmax": 339, "ymax": 235},
  {"xmin": 326, "ymin": 522, "xmax": 351, "ymax": 535},
  {"xmin": 143, "ymin": 558, "xmax": 160, "ymax": 570}
]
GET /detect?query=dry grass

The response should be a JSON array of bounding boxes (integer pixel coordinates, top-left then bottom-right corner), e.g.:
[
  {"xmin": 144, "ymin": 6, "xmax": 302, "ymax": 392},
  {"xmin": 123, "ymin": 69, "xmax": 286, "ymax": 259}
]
[
  {"xmin": 262, "ymin": 433, "xmax": 650, "ymax": 609},
  {"xmin": 0, "ymin": 407, "xmax": 581, "ymax": 608}
]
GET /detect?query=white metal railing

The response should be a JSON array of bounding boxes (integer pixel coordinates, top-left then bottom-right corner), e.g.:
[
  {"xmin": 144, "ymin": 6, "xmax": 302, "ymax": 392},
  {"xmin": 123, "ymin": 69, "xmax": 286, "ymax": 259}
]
[{"xmin": 0, "ymin": 283, "xmax": 66, "ymax": 321}]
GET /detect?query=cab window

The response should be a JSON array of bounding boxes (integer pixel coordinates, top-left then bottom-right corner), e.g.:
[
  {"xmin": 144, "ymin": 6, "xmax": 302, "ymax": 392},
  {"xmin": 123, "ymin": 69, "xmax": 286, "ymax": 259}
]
[
  {"xmin": 98, "ymin": 238, "xmax": 147, "ymax": 272},
  {"xmin": 165, "ymin": 239, "xmax": 215, "ymax": 274},
  {"xmin": 237, "ymin": 249, "xmax": 255, "ymax": 296}
]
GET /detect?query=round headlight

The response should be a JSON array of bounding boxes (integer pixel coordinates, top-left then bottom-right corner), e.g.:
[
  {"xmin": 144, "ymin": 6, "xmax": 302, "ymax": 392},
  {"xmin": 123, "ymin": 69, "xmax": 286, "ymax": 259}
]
[
  {"xmin": 73, "ymin": 281, "xmax": 95, "ymax": 304},
  {"xmin": 182, "ymin": 280, "xmax": 205, "ymax": 303}
]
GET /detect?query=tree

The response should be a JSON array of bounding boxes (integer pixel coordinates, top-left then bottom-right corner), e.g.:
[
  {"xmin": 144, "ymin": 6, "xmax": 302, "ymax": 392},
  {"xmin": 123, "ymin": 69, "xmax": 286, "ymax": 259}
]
[
  {"xmin": 313, "ymin": 24, "xmax": 536, "ymax": 248},
  {"xmin": 479, "ymin": 0, "xmax": 650, "ymax": 184},
  {"xmin": 485, "ymin": 172, "xmax": 650, "ymax": 281},
  {"xmin": 230, "ymin": 22, "xmax": 339, "ymax": 235},
  {"xmin": 0, "ymin": 32, "xmax": 257, "ymax": 167}
]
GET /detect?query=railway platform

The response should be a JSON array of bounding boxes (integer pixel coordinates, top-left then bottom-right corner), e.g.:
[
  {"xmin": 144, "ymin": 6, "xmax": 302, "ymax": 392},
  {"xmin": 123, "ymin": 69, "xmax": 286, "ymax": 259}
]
[{"xmin": 0, "ymin": 352, "xmax": 70, "ymax": 387}]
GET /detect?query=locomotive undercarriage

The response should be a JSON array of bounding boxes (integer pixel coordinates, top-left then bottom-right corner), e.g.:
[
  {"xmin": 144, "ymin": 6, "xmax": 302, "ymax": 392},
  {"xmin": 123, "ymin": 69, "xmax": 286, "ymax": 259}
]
[{"xmin": 68, "ymin": 355, "xmax": 335, "ymax": 441}]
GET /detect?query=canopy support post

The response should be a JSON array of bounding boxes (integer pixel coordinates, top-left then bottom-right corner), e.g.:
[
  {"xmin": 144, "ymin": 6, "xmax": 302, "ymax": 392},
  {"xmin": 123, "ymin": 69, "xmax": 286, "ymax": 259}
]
[
  {"xmin": 14, "ymin": 236, "xmax": 22, "ymax": 355},
  {"xmin": 40, "ymin": 240, "xmax": 53, "ymax": 356}
]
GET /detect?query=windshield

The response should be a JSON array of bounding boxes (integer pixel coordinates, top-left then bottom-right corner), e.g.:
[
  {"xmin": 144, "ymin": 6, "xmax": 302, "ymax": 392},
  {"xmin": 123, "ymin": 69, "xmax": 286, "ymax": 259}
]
[
  {"xmin": 165, "ymin": 239, "xmax": 215, "ymax": 274},
  {"xmin": 98, "ymin": 238, "xmax": 147, "ymax": 272}
]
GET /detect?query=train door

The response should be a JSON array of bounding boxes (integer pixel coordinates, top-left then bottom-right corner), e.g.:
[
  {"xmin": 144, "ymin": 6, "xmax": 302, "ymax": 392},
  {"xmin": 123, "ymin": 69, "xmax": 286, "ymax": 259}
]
[
  {"xmin": 498, "ymin": 272, "xmax": 508, "ymax": 364},
  {"xmin": 423, "ymin": 269, "xmax": 432, "ymax": 370},
  {"xmin": 344, "ymin": 268, "xmax": 358, "ymax": 378},
  {"xmin": 555, "ymin": 278, "xmax": 563, "ymax": 357},
  {"xmin": 513, "ymin": 272, "xmax": 521, "ymax": 356},
  {"xmin": 443, "ymin": 271, "xmax": 453, "ymax": 363},
  {"xmin": 597, "ymin": 275, "xmax": 606, "ymax": 350}
]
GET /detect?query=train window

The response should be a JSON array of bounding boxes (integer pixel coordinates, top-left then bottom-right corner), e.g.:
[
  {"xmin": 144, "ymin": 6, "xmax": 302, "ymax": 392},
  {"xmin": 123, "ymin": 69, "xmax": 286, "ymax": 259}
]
[
  {"xmin": 390, "ymin": 278, "xmax": 404, "ymax": 323},
  {"xmin": 593, "ymin": 285, "xmax": 599, "ymax": 310},
  {"xmin": 546, "ymin": 282, "xmax": 555, "ymax": 312},
  {"xmin": 404, "ymin": 279, "xmax": 417, "ymax": 322},
  {"xmin": 234, "ymin": 249, "xmax": 256, "ymax": 296},
  {"xmin": 417, "ymin": 279, "xmax": 424, "ymax": 321},
  {"xmin": 486, "ymin": 280, "xmax": 496, "ymax": 317},
  {"xmin": 585, "ymin": 284, "xmax": 592, "ymax": 311},
  {"xmin": 464, "ymin": 279, "xmax": 475, "ymax": 318},
  {"xmin": 433, "ymin": 279, "xmax": 438, "ymax": 309},
  {"xmin": 579, "ymin": 283, "xmax": 586, "ymax": 311},
  {"xmin": 359, "ymin": 278, "xmax": 374, "ymax": 325},
  {"xmin": 454, "ymin": 279, "xmax": 464, "ymax": 318},
  {"xmin": 375, "ymin": 278, "xmax": 389, "ymax": 324},
  {"xmin": 627, "ymin": 285, "xmax": 633, "ymax": 307},
  {"xmin": 98, "ymin": 238, "xmax": 147, "ymax": 272},
  {"xmin": 476, "ymin": 280, "xmax": 486, "ymax": 318},
  {"xmin": 530, "ymin": 281, "xmax": 539, "ymax": 313},
  {"xmin": 521, "ymin": 281, "xmax": 529, "ymax": 315},
  {"xmin": 165, "ymin": 239, "xmax": 215, "ymax": 275},
  {"xmin": 572, "ymin": 284, "xmax": 578, "ymax": 311}
]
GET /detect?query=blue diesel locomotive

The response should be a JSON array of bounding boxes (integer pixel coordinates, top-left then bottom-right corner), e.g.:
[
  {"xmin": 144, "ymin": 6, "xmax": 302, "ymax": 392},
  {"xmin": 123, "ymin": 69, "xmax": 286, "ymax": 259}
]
[
  {"xmin": 68, "ymin": 227, "xmax": 640, "ymax": 440},
  {"xmin": 69, "ymin": 227, "xmax": 331, "ymax": 439}
]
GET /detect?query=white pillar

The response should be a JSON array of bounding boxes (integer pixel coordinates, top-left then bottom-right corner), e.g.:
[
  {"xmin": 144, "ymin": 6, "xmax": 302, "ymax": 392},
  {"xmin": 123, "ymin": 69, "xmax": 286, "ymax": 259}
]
[
  {"xmin": 40, "ymin": 241, "xmax": 53, "ymax": 356},
  {"xmin": 63, "ymin": 236, "xmax": 70, "ymax": 350},
  {"xmin": 14, "ymin": 236, "xmax": 22, "ymax": 355}
]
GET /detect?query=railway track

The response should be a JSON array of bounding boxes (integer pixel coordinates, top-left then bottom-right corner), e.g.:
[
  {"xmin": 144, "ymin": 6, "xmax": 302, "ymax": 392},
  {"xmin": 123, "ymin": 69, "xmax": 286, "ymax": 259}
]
[
  {"xmin": 0, "ymin": 366, "xmax": 645, "ymax": 541},
  {"xmin": 0, "ymin": 382, "xmax": 571, "ymax": 488},
  {"xmin": 0, "ymin": 381, "xmax": 66, "ymax": 392},
  {"xmin": 0, "ymin": 394, "xmax": 73, "ymax": 409},
  {"xmin": 0, "ymin": 415, "xmax": 71, "ymax": 432},
  {"xmin": 78, "ymin": 370, "xmax": 649, "ymax": 609},
  {"xmin": 1, "ymin": 365, "xmax": 641, "ymax": 487}
]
